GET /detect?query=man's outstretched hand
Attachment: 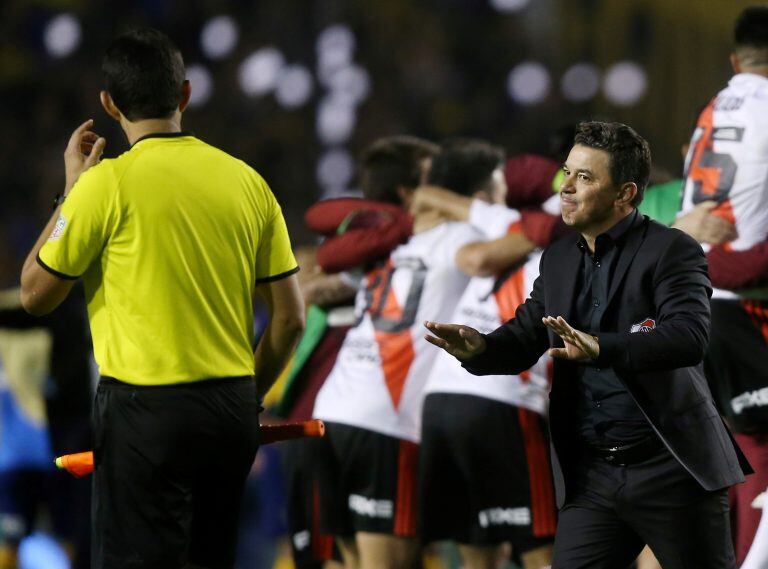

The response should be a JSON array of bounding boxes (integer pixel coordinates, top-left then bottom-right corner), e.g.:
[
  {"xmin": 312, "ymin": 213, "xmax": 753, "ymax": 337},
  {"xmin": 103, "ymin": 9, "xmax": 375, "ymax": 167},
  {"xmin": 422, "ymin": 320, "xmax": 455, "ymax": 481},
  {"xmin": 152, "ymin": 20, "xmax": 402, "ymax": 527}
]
[
  {"xmin": 424, "ymin": 321, "xmax": 486, "ymax": 361},
  {"xmin": 542, "ymin": 316, "xmax": 599, "ymax": 360}
]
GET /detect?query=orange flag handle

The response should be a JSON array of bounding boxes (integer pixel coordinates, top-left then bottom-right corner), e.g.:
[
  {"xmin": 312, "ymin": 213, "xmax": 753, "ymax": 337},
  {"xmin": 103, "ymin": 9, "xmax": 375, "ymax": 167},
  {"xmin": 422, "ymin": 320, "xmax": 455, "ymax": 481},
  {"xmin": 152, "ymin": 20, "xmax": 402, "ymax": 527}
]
[
  {"xmin": 55, "ymin": 419, "xmax": 326, "ymax": 478},
  {"xmin": 54, "ymin": 451, "xmax": 94, "ymax": 478}
]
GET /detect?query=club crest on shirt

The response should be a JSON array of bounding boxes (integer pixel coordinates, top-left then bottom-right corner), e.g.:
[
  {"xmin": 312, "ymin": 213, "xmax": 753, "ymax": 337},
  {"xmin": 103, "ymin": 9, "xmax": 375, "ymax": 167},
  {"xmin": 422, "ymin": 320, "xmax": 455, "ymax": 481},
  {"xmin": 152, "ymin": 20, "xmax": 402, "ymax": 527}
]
[
  {"xmin": 630, "ymin": 318, "xmax": 656, "ymax": 333},
  {"xmin": 48, "ymin": 214, "xmax": 67, "ymax": 241}
]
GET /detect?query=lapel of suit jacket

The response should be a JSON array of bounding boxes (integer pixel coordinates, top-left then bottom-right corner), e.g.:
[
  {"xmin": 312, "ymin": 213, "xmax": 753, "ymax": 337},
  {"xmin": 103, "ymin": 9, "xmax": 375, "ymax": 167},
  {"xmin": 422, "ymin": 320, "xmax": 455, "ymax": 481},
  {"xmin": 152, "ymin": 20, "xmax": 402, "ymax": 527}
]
[
  {"xmin": 602, "ymin": 216, "xmax": 649, "ymax": 318},
  {"xmin": 549, "ymin": 237, "xmax": 582, "ymax": 322}
]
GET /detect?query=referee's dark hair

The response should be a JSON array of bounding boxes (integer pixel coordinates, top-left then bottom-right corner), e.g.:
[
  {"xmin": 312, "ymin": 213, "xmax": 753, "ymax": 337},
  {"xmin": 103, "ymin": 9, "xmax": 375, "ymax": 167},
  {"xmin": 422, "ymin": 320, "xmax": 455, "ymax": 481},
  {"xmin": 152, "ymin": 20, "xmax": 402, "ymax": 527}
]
[
  {"xmin": 573, "ymin": 121, "xmax": 651, "ymax": 207},
  {"xmin": 102, "ymin": 28, "xmax": 186, "ymax": 121},
  {"xmin": 359, "ymin": 136, "xmax": 439, "ymax": 204},
  {"xmin": 427, "ymin": 138, "xmax": 505, "ymax": 197}
]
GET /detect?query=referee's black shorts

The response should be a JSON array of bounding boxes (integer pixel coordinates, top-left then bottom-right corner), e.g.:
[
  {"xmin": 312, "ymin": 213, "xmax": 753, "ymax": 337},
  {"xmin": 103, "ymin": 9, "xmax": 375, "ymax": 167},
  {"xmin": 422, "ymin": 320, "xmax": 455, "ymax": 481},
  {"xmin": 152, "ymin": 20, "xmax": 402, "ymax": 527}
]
[{"xmin": 92, "ymin": 376, "xmax": 260, "ymax": 569}]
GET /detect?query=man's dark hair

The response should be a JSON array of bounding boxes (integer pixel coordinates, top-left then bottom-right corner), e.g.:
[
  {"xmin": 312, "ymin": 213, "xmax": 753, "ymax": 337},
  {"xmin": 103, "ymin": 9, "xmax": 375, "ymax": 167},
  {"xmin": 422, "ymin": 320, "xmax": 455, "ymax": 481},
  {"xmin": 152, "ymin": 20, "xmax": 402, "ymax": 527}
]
[
  {"xmin": 735, "ymin": 6, "xmax": 768, "ymax": 50},
  {"xmin": 102, "ymin": 28, "xmax": 185, "ymax": 121},
  {"xmin": 573, "ymin": 121, "xmax": 651, "ymax": 207},
  {"xmin": 427, "ymin": 138, "xmax": 505, "ymax": 197},
  {"xmin": 359, "ymin": 136, "xmax": 439, "ymax": 204}
]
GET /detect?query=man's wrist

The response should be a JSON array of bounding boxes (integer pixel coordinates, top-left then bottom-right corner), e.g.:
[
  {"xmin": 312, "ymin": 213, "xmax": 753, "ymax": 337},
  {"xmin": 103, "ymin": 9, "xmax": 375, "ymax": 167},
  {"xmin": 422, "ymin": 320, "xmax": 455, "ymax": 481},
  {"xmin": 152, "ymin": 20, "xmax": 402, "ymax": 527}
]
[{"xmin": 52, "ymin": 193, "xmax": 66, "ymax": 211}]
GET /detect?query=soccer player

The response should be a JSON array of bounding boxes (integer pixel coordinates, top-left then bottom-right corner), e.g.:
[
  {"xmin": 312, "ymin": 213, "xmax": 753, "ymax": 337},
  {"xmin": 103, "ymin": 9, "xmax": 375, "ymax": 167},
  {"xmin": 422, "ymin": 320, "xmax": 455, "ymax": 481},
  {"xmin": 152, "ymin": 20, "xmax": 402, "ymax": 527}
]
[
  {"xmin": 312, "ymin": 139, "xmax": 500, "ymax": 569},
  {"xmin": 675, "ymin": 6, "xmax": 768, "ymax": 565},
  {"xmin": 19, "ymin": 28, "xmax": 304, "ymax": 569},
  {"xmin": 416, "ymin": 182, "xmax": 560, "ymax": 568}
]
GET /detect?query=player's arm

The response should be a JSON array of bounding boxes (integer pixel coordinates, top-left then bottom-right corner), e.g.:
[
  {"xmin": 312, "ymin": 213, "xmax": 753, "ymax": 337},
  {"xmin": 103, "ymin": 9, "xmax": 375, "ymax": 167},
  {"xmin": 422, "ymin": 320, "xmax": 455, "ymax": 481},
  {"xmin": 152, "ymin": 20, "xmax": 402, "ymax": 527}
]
[
  {"xmin": 455, "ymin": 231, "xmax": 535, "ymax": 277},
  {"xmin": 253, "ymin": 273, "xmax": 306, "ymax": 399},
  {"xmin": 20, "ymin": 216, "xmax": 77, "ymax": 316},
  {"xmin": 707, "ymin": 240, "xmax": 768, "ymax": 289},
  {"xmin": 21, "ymin": 120, "xmax": 106, "ymax": 316},
  {"xmin": 454, "ymin": 198, "xmax": 565, "ymax": 278},
  {"xmin": 410, "ymin": 185, "xmax": 473, "ymax": 221},
  {"xmin": 301, "ymin": 272, "xmax": 357, "ymax": 307},
  {"xmin": 672, "ymin": 200, "xmax": 737, "ymax": 245}
]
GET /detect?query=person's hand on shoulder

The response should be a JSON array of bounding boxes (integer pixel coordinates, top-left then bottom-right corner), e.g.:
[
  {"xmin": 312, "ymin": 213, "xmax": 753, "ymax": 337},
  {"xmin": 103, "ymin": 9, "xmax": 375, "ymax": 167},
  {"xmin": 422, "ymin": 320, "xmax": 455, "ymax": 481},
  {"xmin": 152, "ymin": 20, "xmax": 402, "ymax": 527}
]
[
  {"xmin": 424, "ymin": 321, "xmax": 486, "ymax": 360},
  {"xmin": 672, "ymin": 201, "xmax": 737, "ymax": 245}
]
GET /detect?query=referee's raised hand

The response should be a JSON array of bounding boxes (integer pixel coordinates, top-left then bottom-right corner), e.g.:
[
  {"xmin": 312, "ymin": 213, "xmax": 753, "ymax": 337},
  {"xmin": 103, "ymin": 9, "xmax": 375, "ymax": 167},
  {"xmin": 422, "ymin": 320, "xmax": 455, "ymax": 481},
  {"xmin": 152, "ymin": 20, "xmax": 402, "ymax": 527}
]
[
  {"xmin": 64, "ymin": 119, "xmax": 106, "ymax": 194},
  {"xmin": 424, "ymin": 320, "xmax": 486, "ymax": 361}
]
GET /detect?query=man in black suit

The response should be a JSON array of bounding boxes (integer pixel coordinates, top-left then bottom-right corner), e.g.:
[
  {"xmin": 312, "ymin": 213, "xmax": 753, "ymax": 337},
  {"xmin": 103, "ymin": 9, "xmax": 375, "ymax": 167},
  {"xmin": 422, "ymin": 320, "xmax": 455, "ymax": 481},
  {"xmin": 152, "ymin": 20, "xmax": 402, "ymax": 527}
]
[{"xmin": 424, "ymin": 121, "xmax": 752, "ymax": 569}]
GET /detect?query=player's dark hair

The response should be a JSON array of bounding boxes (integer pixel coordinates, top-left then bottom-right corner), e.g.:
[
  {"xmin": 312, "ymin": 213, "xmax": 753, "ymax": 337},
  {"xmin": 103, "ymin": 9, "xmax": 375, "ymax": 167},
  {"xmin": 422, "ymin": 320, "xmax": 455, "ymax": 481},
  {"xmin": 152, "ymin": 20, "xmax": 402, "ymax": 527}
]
[
  {"xmin": 573, "ymin": 121, "xmax": 651, "ymax": 207},
  {"xmin": 102, "ymin": 28, "xmax": 185, "ymax": 121},
  {"xmin": 359, "ymin": 136, "xmax": 439, "ymax": 204},
  {"xmin": 427, "ymin": 138, "xmax": 505, "ymax": 197},
  {"xmin": 734, "ymin": 6, "xmax": 768, "ymax": 50}
]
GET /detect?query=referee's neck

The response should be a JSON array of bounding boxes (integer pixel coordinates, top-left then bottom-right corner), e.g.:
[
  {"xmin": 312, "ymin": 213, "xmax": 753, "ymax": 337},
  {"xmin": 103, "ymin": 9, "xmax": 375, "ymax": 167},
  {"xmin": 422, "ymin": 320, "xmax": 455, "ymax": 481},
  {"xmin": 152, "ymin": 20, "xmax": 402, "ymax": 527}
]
[{"xmin": 122, "ymin": 116, "xmax": 183, "ymax": 147}]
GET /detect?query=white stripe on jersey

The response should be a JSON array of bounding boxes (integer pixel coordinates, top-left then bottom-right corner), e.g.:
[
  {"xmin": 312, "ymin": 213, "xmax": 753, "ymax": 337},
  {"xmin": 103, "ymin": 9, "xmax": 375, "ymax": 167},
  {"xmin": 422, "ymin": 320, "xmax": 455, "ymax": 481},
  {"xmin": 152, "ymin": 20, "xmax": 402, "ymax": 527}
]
[{"xmin": 313, "ymin": 221, "xmax": 482, "ymax": 442}]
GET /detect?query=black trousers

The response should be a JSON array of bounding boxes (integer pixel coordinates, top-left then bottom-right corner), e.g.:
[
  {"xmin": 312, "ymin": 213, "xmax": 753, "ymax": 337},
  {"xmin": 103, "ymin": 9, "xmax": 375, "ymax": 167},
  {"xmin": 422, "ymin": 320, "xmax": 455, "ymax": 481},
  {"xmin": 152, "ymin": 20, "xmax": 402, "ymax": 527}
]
[
  {"xmin": 552, "ymin": 449, "xmax": 736, "ymax": 569},
  {"xmin": 92, "ymin": 377, "xmax": 260, "ymax": 569}
]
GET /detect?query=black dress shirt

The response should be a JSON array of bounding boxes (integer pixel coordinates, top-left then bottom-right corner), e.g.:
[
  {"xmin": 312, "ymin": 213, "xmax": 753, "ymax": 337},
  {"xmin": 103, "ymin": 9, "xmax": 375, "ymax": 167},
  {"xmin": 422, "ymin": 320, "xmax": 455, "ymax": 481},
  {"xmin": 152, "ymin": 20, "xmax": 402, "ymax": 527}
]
[{"xmin": 573, "ymin": 209, "xmax": 655, "ymax": 446}]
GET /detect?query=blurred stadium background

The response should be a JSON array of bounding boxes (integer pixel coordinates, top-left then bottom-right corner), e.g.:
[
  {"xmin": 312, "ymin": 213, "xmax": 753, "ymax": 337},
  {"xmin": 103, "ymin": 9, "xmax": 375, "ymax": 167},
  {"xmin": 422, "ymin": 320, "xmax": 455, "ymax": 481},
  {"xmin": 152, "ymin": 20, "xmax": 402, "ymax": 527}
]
[
  {"xmin": 0, "ymin": 0, "xmax": 760, "ymax": 567},
  {"xmin": 0, "ymin": 0, "xmax": 759, "ymax": 286}
]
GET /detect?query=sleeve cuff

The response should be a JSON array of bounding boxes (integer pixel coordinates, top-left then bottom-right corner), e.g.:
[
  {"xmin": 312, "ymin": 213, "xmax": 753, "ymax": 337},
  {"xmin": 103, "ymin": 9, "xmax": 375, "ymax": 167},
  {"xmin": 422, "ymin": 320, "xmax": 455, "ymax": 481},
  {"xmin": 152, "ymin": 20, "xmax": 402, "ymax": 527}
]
[
  {"xmin": 256, "ymin": 265, "xmax": 300, "ymax": 284},
  {"xmin": 36, "ymin": 254, "xmax": 79, "ymax": 280},
  {"xmin": 459, "ymin": 332, "xmax": 498, "ymax": 374},
  {"xmin": 594, "ymin": 332, "xmax": 628, "ymax": 368}
]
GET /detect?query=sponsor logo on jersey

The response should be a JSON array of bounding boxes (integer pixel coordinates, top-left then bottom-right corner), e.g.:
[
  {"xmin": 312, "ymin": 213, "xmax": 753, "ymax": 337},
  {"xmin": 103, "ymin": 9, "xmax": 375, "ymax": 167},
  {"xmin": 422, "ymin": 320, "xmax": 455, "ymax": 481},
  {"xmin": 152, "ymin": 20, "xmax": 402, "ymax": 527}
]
[
  {"xmin": 292, "ymin": 530, "xmax": 310, "ymax": 550},
  {"xmin": 630, "ymin": 318, "xmax": 656, "ymax": 333},
  {"xmin": 348, "ymin": 494, "xmax": 393, "ymax": 519},
  {"xmin": 478, "ymin": 507, "xmax": 531, "ymax": 528},
  {"xmin": 731, "ymin": 387, "xmax": 768, "ymax": 414},
  {"xmin": 49, "ymin": 214, "xmax": 67, "ymax": 241}
]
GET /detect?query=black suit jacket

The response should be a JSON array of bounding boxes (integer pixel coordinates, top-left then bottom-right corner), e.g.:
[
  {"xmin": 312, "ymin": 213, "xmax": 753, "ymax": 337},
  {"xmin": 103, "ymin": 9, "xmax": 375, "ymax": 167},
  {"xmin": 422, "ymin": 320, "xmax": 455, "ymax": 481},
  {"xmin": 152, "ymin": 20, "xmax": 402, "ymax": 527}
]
[{"xmin": 463, "ymin": 215, "xmax": 752, "ymax": 507}]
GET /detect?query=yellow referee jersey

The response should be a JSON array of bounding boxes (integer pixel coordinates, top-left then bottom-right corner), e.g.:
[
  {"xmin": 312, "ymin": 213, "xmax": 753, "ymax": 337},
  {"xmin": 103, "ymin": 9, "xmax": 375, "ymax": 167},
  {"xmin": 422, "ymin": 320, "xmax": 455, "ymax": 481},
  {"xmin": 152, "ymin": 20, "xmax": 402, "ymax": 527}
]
[{"xmin": 38, "ymin": 133, "xmax": 298, "ymax": 385}]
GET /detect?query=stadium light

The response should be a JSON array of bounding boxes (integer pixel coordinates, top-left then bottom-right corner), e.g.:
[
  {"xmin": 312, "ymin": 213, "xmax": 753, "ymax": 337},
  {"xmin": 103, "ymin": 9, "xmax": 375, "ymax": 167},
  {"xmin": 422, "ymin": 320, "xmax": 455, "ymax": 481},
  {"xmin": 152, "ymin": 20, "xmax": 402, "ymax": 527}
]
[
  {"xmin": 200, "ymin": 15, "xmax": 239, "ymax": 60},
  {"xmin": 324, "ymin": 64, "xmax": 370, "ymax": 106},
  {"xmin": 603, "ymin": 62, "xmax": 647, "ymax": 107},
  {"xmin": 275, "ymin": 65, "xmax": 314, "ymax": 109},
  {"xmin": 43, "ymin": 13, "xmax": 81, "ymax": 58},
  {"xmin": 316, "ymin": 24, "xmax": 356, "ymax": 86},
  {"xmin": 186, "ymin": 65, "xmax": 213, "ymax": 109},
  {"xmin": 490, "ymin": 0, "xmax": 531, "ymax": 12},
  {"xmin": 238, "ymin": 47, "xmax": 285, "ymax": 97},
  {"xmin": 561, "ymin": 62, "xmax": 601, "ymax": 103},
  {"xmin": 316, "ymin": 96, "xmax": 356, "ymax": 145},
  {"xmin": 316, "ymin": 149, "xmax": 355, "ymax": 192},
  {"xmin": 507, "ymin": 62, "xmax": 550, "ymax": 105}
]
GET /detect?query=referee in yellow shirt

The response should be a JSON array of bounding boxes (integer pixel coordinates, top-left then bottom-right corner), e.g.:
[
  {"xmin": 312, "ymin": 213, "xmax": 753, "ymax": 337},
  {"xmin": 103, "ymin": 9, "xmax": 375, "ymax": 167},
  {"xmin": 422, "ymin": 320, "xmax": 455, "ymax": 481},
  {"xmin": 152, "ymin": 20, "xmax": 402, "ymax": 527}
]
[{"xmin": 20, "ymin": 28, "xmax": 305, "ymax": 569}]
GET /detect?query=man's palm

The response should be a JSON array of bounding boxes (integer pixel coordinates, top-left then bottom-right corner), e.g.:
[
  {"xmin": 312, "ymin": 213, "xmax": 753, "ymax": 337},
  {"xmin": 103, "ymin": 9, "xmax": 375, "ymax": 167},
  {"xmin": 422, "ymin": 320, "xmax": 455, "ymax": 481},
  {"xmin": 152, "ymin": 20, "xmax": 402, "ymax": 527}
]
[{"xmin": 423, "ymin": 321, "xmax": 486, "ymax": 360}]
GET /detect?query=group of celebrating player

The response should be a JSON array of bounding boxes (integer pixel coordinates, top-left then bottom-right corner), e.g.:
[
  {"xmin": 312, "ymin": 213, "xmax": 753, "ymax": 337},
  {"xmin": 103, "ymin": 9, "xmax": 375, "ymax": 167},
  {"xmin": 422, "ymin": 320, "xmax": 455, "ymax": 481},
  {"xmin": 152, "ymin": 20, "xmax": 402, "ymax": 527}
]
[{"xmin": 277, "ymin": 6, "xmax": 768, "ymax": 568}]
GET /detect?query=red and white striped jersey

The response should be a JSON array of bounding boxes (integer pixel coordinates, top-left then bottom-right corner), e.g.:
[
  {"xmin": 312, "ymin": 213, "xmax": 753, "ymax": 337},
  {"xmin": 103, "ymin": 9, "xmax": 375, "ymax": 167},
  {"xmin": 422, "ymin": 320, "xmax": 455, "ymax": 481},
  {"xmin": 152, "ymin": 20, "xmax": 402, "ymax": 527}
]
[
  {"xmin": 424, "ymin": 203, "xmax": 551, "ymax": 413},
  {"xmin": 681, "ymin": 73, "xmax": 768, "ymax": 299},
  {"xmin": 313, "ymin": 221, "xmax": 481, "ymax": 442}
]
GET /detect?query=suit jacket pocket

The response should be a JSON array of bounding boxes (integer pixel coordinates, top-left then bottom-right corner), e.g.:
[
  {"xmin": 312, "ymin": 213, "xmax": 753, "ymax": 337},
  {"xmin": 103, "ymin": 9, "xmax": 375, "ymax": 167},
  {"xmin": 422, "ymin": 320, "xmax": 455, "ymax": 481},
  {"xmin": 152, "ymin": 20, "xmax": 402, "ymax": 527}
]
[{"xmin": 668, "ymin": 399, "xmax": 719, "ymax": 430}]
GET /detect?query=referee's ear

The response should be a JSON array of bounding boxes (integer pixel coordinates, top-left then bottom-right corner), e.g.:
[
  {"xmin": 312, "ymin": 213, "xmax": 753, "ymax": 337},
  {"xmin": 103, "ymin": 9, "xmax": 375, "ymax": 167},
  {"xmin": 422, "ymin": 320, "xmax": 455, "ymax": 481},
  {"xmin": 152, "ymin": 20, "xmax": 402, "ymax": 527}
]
[
  {"xmin": 100, "ymin": 91, "xmax": 122, "ymax": 122},
  {"xmin": 178, "ymin": 80, "xmax": 191, "ymax": 113}
]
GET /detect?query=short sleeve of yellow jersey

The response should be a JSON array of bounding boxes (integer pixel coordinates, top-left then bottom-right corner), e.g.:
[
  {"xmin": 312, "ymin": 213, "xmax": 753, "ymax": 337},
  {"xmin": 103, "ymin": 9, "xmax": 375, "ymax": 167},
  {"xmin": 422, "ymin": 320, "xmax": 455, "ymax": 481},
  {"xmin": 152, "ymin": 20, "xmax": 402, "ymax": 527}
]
[
  {"xmin": 255, "ymin": 188, "xmax": 299, "ymax": 282},
  {"xmin": 38, "ymin": 164, "xmax": 116, "ymax": 279}
]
